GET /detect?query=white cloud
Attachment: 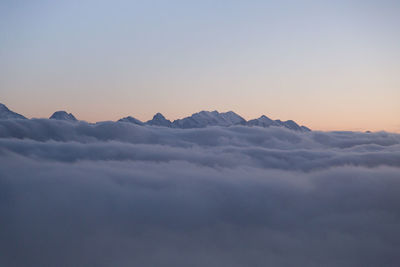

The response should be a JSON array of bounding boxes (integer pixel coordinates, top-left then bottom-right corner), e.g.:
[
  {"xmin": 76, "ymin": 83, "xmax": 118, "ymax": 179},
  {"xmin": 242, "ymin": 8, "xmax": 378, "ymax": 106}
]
[{"xmin": 0, "ymin": 119, "xmax": 400, "ymax": 266}]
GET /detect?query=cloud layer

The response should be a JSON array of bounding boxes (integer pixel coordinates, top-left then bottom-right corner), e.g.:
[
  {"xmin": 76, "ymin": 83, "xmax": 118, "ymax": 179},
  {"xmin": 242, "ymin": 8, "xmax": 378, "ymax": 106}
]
[{"xmin": 1, "ymin": 119, "xmax": 400, "ymax": 266}]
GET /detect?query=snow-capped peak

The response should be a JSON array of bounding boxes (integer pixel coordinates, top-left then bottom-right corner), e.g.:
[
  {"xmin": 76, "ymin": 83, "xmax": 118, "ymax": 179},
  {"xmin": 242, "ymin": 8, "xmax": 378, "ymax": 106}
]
[{"xmin": 172, "ymin": 110, "xmax": 246, "ymax": 128}]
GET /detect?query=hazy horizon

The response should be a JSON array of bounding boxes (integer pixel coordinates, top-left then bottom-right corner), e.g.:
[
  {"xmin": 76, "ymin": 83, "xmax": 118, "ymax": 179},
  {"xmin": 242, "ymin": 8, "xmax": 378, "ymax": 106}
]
[
  {"xmin": 1, "ymin": 0, "xmax": 399, "ymax": 132},
  {"xmin": 1, "ymin": 101, "xmax": 398, "ymax": 133}
]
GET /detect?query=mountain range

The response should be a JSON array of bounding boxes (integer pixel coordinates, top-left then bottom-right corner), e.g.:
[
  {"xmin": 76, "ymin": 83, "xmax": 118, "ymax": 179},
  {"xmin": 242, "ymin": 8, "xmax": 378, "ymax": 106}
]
[{"xmin": 0, "ymin": 103, "xmax": 310, "ymax": 131}]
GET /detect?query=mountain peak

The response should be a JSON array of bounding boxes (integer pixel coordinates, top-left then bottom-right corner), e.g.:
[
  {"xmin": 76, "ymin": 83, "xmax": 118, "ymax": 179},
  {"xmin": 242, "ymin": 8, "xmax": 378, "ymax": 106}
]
[
  {"xmin": 50, "ymin": 111, "xmax": 77, "ymax": 121},
  {"xmin": 153, "ymin": 113, "xmax": 166, "ymax": 120},
  {"xmin": 147, "ymin": 112, "xmax": 172, "ymax": 127},
  {"xmin": 247, "ymin": 115, "xmax": 275, "ymax": 127}
]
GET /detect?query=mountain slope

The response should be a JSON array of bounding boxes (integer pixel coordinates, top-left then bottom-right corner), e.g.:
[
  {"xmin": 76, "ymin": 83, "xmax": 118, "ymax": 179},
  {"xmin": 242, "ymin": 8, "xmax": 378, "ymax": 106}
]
[
  {"xmin": 0, "ymin": 103, "xmax": 27, "ymax": 120},
  {"xmin": 247, "ymin": 116, "xmax": 310, "ymax": 132},
  {"xmin": 118, "ymin": 116, "xmax": 144, "ymax": 125}
]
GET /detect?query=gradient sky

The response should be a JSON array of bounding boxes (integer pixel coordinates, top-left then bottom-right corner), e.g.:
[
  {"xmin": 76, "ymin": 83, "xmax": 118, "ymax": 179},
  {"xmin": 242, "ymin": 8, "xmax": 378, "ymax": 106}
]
[{"xmin": 1, "ymin": 0, "xmax": 399, "ymax": 132}]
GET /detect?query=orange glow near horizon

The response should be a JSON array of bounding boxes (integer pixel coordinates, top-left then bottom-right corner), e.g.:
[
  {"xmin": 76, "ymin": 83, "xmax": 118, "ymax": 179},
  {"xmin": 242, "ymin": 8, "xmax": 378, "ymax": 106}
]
[{"xmin": 1, "ymin": 1, "xmax": 399, "ymax": 133}]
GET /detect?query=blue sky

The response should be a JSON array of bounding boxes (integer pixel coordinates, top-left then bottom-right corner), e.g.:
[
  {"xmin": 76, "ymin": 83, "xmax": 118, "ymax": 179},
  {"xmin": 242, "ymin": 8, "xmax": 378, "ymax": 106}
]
[{"xmin": 1, "ymin": 0, "xmax": 399, "ymax": 131}]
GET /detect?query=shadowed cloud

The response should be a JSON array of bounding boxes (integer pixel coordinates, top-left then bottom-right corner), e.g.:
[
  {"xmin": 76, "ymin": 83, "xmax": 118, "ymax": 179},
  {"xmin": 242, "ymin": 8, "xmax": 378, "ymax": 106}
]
[{"xmin": 0, "ymin": 119, "xmax": 400, "ymax": 266}]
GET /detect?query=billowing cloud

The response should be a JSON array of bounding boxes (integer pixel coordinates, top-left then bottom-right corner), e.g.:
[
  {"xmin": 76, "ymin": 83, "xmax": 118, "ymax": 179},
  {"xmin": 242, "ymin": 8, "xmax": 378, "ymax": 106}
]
[{"xmin": 1, "ymin": 119, "xmax": 400, "ymax": 266}]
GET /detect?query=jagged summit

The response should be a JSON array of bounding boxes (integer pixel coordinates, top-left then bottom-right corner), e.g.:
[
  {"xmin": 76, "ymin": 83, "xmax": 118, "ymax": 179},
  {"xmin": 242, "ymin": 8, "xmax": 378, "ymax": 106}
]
[
  {"xmin": 50, "ymin": 111, "xmax": 77, "ymax": 121},
  {"xmin": 147, "ymin": 113, "xmax": 172, "ymax": 127},
  {"xmin": 0, "ymin": 103, "xmax": 26, "ymax": 120}
]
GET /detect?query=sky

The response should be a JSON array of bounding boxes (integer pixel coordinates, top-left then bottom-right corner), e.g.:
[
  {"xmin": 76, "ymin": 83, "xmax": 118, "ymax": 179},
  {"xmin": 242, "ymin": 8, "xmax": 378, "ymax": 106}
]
[{"xmin": 1, "ymin": 0, "xmax": 399, "ymax": 132}]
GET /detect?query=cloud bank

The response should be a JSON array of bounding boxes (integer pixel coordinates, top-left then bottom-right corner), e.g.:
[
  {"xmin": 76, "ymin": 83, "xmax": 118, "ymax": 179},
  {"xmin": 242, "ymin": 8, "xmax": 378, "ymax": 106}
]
[{"xmin": 1, "ymin": 119, "xmax": 400, "ymax": 266}]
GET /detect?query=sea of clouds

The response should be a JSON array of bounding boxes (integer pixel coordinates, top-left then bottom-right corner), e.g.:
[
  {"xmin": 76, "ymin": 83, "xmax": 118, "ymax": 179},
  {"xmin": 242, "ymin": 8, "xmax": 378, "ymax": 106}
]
[{"xmin": 1, "ymin": 119, "xmax": 400, "ymax": 266}]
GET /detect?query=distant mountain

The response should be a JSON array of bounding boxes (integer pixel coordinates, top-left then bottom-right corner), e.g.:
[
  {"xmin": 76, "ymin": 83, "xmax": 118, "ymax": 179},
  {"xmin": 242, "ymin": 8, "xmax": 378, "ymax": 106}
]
[
  {"xmin": 0, "ymin": 103, "xmax": 26, "ymax": 120},
  {"xmin": 0, "ymin": 103, "xmax": 310, "ymax": 131},
  {"xmin": 118, "ymin": 116, "xmax": 144, "ymax": 125},
  {"xmin": 247, "ymin": 116, "xmax": 310, "ymax": 132},
  {"xmin": 146, "ymin": 113, "xmax": 172, "ymax": 127},
  {"xmin": 118, "ymin": 110, "xmax": 310, "ymax": 131},
  {"xmin": 172, "ymin": 111, "xmax": 246, "ymax": 128},
  {"xmin": 50, "ymin": 111, "xmax": 77, "ymax": 121}
]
